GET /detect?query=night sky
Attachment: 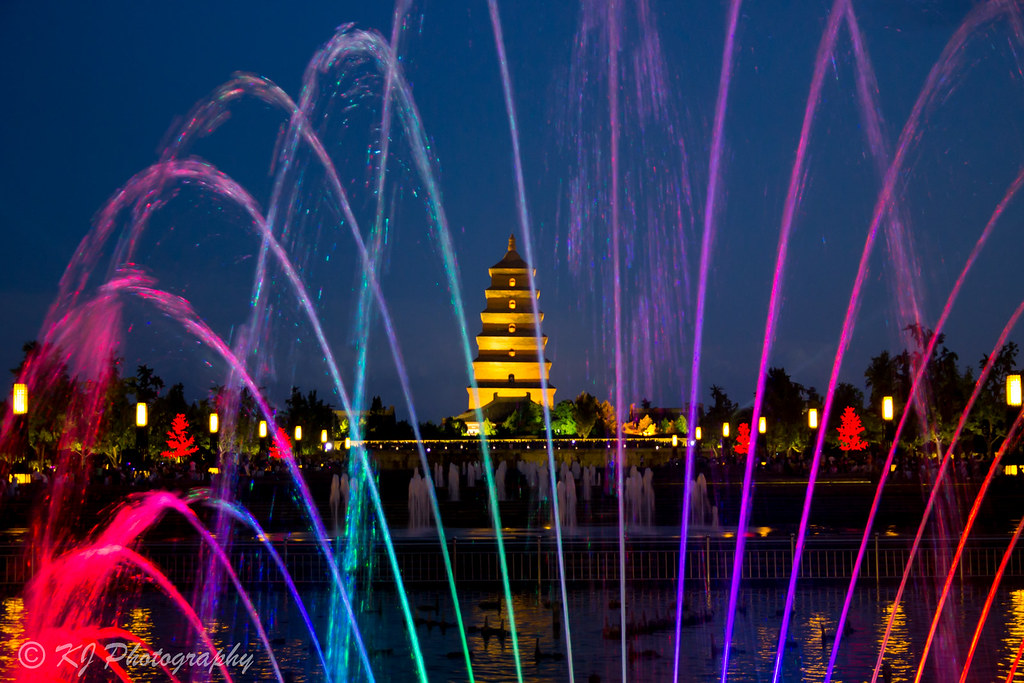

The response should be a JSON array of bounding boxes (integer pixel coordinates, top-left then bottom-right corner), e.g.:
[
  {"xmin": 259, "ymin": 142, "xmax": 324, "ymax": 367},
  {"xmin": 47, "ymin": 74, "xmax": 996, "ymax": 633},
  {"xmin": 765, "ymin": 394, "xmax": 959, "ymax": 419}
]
[{"xmin": 2, "ymin": 1, "xmax": 1022, "ymax": 423}]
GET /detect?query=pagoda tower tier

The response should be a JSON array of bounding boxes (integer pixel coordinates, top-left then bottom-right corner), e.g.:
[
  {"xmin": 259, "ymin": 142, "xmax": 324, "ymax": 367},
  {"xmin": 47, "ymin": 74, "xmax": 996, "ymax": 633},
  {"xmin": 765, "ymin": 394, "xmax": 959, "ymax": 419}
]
[{"xmin": 466, "ymin": 235, "xmax": 555, "ymax": 411}]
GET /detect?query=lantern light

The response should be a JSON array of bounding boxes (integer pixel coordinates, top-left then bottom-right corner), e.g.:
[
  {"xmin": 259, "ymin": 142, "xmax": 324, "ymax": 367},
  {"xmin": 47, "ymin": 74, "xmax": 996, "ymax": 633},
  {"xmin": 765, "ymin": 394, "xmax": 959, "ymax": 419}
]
[
  {"xmin": 294, "ymin": 425, "xmax": 302, "ymax": 441},
  {"xmin": 345, "ymin": 437, "xmax": 351, "ymax": 450},
  {"xmin": 135, "ymin": 402, "xmax": 148, "ymax": 428},
  {"xmin": 1008, "ymin": 375, "xmax": 1022, "ymax": 407},
  {"xmin": 12, "ymin": 383, "xmax": 27, "ymax": 415},
  {"xmin": 695, "ymin": 426, "xmax": 702, "ymax": 441},
  {"xmin": 882, "ymin": 396, "xmax": 894, "ymax": 421},
  {"xmin": 722, "ymin": 422, "xmax": 730, "ymax": 438},
  {"xmin": 671, "ymin": 434, "xmax": 678, "ymax": 448},
  {"xmin": 258, "ymin": 420, "xmax": 268, "ymax": 438},
  {"xmin": 758, "ymin": 416, "xmax": 767, "ymax": 434},
  {"xmin": 209, "ymin": 413, "xmax": 219, "ymax": 434},
  {"xmin": 808, "ymin": 408, "xmax": 819, "ymax": 430},
  {"xmin": 321, "ymin": 429, "xmax": 328, "ymax": 443}
]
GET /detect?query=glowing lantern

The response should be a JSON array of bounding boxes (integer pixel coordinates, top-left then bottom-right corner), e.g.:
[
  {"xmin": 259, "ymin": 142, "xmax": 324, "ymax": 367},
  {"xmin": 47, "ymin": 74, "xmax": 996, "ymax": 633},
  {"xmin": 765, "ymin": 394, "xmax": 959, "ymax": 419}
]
[
  {"xmin": 135, "ymin": 402, "xmax": 148, "ymax": 428},
  {"xmin": 209, "ymin": 413, "xmax": 219, "ymax": 434},
  {"xmin": 671, "ymin": 434, "xmax": 678, "ymax": 447},
  {"xmin": 294, "ymin": 425, "xmax": 302, "ymax": 441},
  {"xmin": 758, "ymin": 416, "xmax": 767, "ymax": 434},
  {"xmin": 12, "ymin": 383, "xmax": 27, "ymax": 415},
  {"xmin": 258, "ymin": 420, "xmax": 268, "ymax": 438},
  {"xmin": 882, "ymin": 396, "xmax": 894, "ymax": 422},
  {"xmin": 1008, "ymin": 375, "xmax": 1022, "ymax": 407},
  {"xmin": 695, "ymin": 426, "xmax": 702, "ymax": 440},
  {"xmin": 808, "ymin": 408, "xmax": 819, "ymax": 430},
  {"xmin": 321, "ymin": 429, "xmax": 328, "ymax": 443},
  {"xmin": 722, "ymin": 422, "xmax": 730, "ymax": 438}
]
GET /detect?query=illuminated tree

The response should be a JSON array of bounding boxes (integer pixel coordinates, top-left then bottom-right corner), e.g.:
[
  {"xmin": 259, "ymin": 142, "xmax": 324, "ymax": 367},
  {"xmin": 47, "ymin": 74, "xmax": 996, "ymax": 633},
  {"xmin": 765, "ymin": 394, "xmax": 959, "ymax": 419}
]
[
  {"xmin": 161, "ymin": 413, "xmax": 198, "ymax": 459},
  {"xmin": 636, "ymin": 415, "xmax": 656, "ymax": 436},
  {"xmin": 269, "ymin": 426, "xmax": 291, "ymax": 459},
  {"xmin": 551, "ymin": 400, "xmax": 578, "ymax": 436},
  {"xmin": 836, "ymin": 406, "xmax": 868, "ymax": 452},
  {"xmin": 734, "ymin": 422, "xmax": 751, "ymax": 457}
]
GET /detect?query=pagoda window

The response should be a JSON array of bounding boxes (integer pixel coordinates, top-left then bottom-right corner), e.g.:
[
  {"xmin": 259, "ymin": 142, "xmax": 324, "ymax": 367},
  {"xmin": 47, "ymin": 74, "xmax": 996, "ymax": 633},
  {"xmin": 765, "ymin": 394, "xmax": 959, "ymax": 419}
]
[
  {"xmin": 508, "ymin": 349, "xmax": 516, "ymax": 358},
  {"xmin": 508, "ymin": 277, "xmax": 516, "ymax": 287},
  {"xmin": 508, "ymin": 374, "xmax": 515, "ymax": 383},
  {"xmin": 508, "ymin": 299, "xmax": 516, "ymax": 310},
  {"xmin": 508, "ymin": 323, "xmax": 516, "ymax": 333}
]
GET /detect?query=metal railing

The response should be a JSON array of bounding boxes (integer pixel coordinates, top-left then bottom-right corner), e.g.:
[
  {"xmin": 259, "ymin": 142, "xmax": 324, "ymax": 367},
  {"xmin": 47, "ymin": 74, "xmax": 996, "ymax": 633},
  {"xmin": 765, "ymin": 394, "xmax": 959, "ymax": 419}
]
[{"xmin": 3, "ymin": 534, "xmax": 1024, "ymax": 588}]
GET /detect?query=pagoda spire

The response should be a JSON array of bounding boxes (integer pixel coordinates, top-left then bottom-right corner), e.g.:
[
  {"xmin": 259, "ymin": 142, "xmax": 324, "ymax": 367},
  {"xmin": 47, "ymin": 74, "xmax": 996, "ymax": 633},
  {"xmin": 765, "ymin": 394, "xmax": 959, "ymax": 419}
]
[{"xmin": 508, "ymin": 233, "xmax": 516, "ymax": 252}]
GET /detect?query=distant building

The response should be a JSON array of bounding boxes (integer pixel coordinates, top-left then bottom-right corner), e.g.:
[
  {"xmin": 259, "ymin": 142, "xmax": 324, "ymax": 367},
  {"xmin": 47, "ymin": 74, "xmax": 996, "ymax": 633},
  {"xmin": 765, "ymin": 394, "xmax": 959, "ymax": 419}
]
[{"xmin": 459, "ymin": 235, "xmax": 555, "ymax": 434}]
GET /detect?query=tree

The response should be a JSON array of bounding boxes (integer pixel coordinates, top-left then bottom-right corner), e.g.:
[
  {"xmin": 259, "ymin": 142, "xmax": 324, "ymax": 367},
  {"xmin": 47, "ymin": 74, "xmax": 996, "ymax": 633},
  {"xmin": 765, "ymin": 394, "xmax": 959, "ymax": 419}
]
[
  {"xmin": 636, "ymin": 414, "xmax": 656, "ymax": 436},
  {"xmin": 734, "ymin": 422, "xmax": 751, "ymax": 458},
  {"xmin": 551, "ymin": 400, "xmax": 578, "ymax": 436},
  {"xmin": 762, "ymin": 368, "xmax": 810, "ymax": 460},
  {"xmin": 836, "ymin": 406, "xmax": 868, "ymax": 452},
  {"xmin": 128, "ymin": 365, "xmax": 165, "ymax": 403},
  {"xmin": 970, "ymin": 342, "xmax": 1019, "ymax": 458},
  {"xmin": 269, "ymin": 426, "xmax": 291, "ymax": 459},
  {"xmin": 705, "ymin": 385, "xmax": 738, "ymax": 428},
  {"xmin": 598, "ymin": 400, "xmax": 617, "ymax": 437},
  {"xmin": 283, "ymin": 387, "xmax": 339, "ymax": 453},
  {"xmin": 574, "ymin": 392, "xmax": 600, "ymax": 438},
  {"xmin": 502, "ymin": 401, "xmax": 542, "ymax": 436},
  {"xmin": 161, "ymin": 414, "xmax": 199, "ymax": 459},
  {"xmin": 674, "ymin": 413, "xmax": 688, "ymax": 435},
  {"xmin": 8, "ymin": 341, "xmax": 81, "ymax": 465},
  {"xmin": 94, "ymin": 352, "xmax": 134, "ymax": 465}
]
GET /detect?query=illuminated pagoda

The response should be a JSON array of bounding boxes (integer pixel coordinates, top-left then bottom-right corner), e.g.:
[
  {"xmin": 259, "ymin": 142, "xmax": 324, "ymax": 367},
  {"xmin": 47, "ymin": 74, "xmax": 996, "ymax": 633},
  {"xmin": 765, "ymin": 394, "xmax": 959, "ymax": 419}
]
[{"xmin": 459, "ymin": 235, "xmax": 555, "ymax": 433}]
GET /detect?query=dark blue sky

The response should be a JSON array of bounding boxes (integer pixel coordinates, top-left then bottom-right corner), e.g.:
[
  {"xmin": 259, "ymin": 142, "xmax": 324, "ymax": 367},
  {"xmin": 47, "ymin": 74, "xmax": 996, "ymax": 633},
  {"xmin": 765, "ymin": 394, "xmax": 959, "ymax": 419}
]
[{"xmin": 2, "ymin": 1, "xmax": 1022, "ymax": 422}]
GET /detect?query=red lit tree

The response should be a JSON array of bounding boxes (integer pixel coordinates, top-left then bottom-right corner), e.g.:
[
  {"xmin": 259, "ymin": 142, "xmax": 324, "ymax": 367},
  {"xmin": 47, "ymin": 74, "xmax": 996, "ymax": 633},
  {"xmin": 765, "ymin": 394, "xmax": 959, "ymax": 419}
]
[
  {"xmin": 734, "ymin": 422, "xmax": 751, "ymax": 458},
  {"xmin": 269, "ymin": 426, "xmax": 291, "ymax": 459},
  {"xmin": 161, "ymin": 413, "xmax": 199, "ymax": 459},
  {"xmin": 836, "ymin": 406, "xmax": 868, "ymax": 451}
]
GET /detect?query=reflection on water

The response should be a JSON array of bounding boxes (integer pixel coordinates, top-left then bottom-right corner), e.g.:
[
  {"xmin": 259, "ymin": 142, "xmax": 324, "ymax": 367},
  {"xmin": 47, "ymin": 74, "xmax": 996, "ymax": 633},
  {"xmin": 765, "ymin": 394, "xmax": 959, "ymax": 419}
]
[{"xmin": 3, "ymin": 582, "xmax": 1024, "ymax": 681}]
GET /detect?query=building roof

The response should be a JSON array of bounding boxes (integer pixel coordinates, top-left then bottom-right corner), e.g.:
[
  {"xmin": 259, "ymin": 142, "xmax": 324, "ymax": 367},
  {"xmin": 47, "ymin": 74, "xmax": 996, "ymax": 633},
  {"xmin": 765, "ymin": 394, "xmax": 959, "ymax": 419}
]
[
  {"xmin": 455, "ymin": 395, "xmax": 536, "ymax": 425},
  {"xmin": 491, "ymin": 234, "xmax": 528, "ymax": 270}
]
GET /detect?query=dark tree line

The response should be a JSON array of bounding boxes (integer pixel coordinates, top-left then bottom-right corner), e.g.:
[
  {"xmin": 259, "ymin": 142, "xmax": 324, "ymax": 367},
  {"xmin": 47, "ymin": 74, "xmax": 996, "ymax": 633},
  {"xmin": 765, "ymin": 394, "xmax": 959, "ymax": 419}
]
[{"xmin": 5, "ymin": 326, "xmax": 1022, "ymax": 465}]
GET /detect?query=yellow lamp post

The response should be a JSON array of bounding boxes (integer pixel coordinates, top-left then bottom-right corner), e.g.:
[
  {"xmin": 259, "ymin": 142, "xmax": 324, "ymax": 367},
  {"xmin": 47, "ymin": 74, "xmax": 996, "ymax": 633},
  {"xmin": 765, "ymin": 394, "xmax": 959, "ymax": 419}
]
[
  {"xmin": 135, "ymin": 402, "xmax": 148, "ymax": 458},
  {"xmin": 722, "ymin": 422, "xmax": 730, "ymax": 438},
  {"xmin": 209, "ymin": 412, "xmax": 219, "ymax": 454},
  {"xmin": 294, "ymin": 425, "xmax": 303, "ymax": 441},
  {"xmin": 258, "ymin": 419, "xmax": 268, "ymax": 455},
  {"xmin": 671, "ymin": 434, "xmax": 678, "ymax": 448},
  {"xmin": 808, "ymin": 408, "xmax": 819, "ymax": 430},
  {"xmin": 695, "ymin": 426, "xmax": 702, "ymax": 441},
  {"xmin": 11, "ymin": 383, "xmax": 28, "ymax": 459},
  {"xmin": 1007, "ymin": 380, "xmax": 1022, "ymax": 475},
  {"xmin": 758, "ymin": 416, "xmax": 767, "ymax": 434},
  {"xmin": 881, "ymin": 396, "xmax": 896, "ymax": 474}
]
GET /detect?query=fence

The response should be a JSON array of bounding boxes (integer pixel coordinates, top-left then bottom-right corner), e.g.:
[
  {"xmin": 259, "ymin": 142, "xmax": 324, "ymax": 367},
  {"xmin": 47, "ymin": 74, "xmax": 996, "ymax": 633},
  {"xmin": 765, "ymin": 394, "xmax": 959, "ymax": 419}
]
[{"xmin": 3, "ymin": 534, "xmax": 1023, "ymax": 587}]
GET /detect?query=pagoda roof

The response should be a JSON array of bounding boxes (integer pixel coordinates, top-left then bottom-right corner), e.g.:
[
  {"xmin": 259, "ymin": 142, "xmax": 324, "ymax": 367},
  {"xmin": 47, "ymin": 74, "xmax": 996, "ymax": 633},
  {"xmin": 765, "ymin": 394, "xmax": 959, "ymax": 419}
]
[
  {"xmin": 491, "ymin": 234, "xmax": 528, "ymax": 270},
  {"xmin": 455, "ymin": 395, "xmax": 543, "ymax": 424}
]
